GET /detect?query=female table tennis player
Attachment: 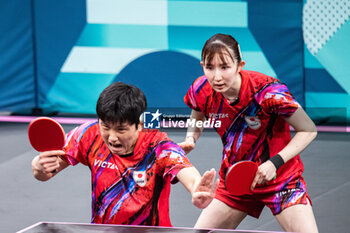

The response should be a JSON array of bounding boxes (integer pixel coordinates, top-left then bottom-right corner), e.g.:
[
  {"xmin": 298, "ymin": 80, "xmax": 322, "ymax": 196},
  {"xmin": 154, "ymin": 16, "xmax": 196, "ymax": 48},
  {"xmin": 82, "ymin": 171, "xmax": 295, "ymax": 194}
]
[{"xmin": 179, "ymin": 33, "xmax": 318, "ymax": 233}]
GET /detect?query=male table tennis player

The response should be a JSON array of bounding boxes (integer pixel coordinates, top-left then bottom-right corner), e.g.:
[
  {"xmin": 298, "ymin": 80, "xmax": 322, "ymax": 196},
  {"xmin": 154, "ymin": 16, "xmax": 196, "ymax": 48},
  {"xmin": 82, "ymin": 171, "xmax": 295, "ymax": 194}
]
[{"xmin": 31, "ymin": 82, "xmax": 219, "ymax": 226}]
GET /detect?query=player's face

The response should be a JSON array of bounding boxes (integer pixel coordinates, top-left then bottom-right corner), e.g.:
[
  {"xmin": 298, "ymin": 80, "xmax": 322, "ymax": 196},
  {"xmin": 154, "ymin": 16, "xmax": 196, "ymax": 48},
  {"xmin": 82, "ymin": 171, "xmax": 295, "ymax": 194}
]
[
  {"xmin": 202, "ymin": 52, "xmax": 244, "ymax": 96},
  {"xmin": 99, "ymin": 119, "xmax": 142, "ymax": 155}
]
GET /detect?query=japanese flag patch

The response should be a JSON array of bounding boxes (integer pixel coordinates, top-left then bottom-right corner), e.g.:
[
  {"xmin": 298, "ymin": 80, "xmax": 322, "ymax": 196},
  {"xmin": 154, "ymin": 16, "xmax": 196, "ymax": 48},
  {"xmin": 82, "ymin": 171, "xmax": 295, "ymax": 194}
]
[
  {"xmin": 133, "ymin": 171, "xmax": 147, "ymax": 187},
  {"xmin": 244, "ymin": 116, "xmax": 261, "ymax": 130}
]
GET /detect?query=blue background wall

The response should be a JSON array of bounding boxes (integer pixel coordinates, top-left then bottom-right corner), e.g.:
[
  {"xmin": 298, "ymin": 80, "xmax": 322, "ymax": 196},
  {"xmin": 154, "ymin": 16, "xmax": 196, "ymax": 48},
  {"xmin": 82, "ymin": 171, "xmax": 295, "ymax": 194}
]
[
  {"xmin": 303, "ymin": 0, "xmax": 350, "ymax": 124},
  {"xmin": 0, "ymin": 0, "xmax": 349, "ymax": 124}
]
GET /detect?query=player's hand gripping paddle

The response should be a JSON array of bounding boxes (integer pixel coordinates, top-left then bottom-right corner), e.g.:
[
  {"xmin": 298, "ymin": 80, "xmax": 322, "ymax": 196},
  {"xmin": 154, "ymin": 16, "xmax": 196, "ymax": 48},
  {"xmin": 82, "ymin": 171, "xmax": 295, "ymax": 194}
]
[
  {"xmin": 28, "ymin": 117, "xmax": 65, "ymax": 152},
  {"xmin": 225, "ymin": 161, "xmax": 258, "ymax": 196}
]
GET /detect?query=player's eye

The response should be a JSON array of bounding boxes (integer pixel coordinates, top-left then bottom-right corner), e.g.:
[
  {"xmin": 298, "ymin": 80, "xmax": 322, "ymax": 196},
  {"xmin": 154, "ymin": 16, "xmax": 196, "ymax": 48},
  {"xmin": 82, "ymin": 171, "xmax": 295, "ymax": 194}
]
[
  {"xmin": 100, "ymin": 123, "xmax": 110, "ymax": 130},
  {"xmin": 117, "ymin": 128, "xmax": 127, "ymax": 132}
]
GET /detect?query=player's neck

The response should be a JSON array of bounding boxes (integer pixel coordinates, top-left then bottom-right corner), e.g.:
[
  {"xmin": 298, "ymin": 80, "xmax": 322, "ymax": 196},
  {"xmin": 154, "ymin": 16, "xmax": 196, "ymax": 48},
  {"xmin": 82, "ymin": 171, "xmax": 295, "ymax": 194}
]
[{"xmin": 223, "ymin": 73, "xmax": 242, "ymax": 102}]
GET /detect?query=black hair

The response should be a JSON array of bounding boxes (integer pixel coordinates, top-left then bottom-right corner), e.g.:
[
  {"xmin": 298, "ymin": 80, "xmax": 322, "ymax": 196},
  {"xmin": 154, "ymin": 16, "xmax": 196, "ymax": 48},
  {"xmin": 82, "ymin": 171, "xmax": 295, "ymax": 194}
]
[{"xmin": 96, "ymin": 82, "xmax": 147, "ymax": 127}]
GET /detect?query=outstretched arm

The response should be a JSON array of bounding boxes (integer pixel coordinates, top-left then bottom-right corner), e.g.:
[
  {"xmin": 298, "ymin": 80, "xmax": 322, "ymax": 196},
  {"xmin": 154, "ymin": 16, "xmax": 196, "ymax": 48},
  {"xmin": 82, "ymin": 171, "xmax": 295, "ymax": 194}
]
[
  {"xmin": 178, "ymin": 110, "xmax": 206, "ymax": 154},
  {"xmin": 177, "ymin": 167, "xmax": 219, "ymax": 209},
  {"xmin": 31, "ymin": 150, "xmax": 69, "ymax": 181}
]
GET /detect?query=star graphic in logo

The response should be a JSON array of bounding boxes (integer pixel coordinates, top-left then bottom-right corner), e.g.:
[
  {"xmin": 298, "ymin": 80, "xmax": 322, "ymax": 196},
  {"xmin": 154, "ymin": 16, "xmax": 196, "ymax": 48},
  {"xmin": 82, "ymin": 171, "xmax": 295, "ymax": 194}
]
[{"xmin": 151, "ymin": 109, "xmax": 161, "ymax": 122}]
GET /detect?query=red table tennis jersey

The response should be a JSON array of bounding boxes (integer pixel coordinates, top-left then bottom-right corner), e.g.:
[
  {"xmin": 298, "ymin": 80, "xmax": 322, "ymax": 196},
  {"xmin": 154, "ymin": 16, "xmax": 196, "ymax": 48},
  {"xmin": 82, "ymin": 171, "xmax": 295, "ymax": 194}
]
[
  {"xmin": 184, "ymin": 70, "xmax": 304, "ymax": 193},
  {"xmin": 62, "ymin": 120, "xmax": 192, "ymax": 226}
]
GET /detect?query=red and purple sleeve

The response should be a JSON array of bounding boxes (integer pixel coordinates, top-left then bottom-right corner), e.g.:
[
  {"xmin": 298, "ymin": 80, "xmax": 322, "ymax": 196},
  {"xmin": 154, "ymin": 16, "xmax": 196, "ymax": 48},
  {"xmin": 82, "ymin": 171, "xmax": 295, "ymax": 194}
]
[
  {"xmin": 184, "ymin": 76, "xmax": 209, "ymax": 112},
  {"xmin": 184, "ymin": 85, "xmax": 200, "ymax": 111},
  {"xmin": 155, "ymin": 141, "xmax": 193, "ymax": 184},
  {"xmin": 259, "ymin": 83, "xmax": 300, "ymax": 118},
  {"xmin": 62, "ymin": 120, "xmax": 98, "ymax": 166}
]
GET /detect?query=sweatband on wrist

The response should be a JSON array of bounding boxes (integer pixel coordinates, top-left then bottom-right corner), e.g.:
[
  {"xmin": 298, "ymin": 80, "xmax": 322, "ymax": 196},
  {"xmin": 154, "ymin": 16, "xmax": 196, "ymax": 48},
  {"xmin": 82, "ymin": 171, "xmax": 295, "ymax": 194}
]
[{"xmin": 269, "ymin": 154, "xmax": 284, "ymax": 170}]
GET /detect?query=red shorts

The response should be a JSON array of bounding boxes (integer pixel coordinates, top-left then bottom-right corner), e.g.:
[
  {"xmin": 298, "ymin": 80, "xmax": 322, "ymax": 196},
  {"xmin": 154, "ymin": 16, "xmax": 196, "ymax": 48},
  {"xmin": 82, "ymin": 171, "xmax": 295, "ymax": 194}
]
[{"xmin": 215, "ymin": 175, "xmax": 311, "ymax": 218}]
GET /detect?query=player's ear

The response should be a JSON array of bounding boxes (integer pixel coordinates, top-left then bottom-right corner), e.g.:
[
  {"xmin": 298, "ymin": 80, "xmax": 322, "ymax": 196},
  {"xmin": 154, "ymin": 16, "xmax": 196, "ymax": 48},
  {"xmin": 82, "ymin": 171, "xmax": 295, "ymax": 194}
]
[
  {"xmin": 138, "ymin": 113, "xmax": 144, "ymax": 131},
  {"xmin": 137, "ymin": 122, "xmax": 143, "ymax": 131},
  {"xmin": 139, "ymin": 113, "xmax": 143, "ymax": 124},
  {"xmin": 136, "ymin": 114, "xmax": 143, "ymax": 131},
  {"xmin": 237, "ymin": 60, "xmax": 245, "ymax": 72}
]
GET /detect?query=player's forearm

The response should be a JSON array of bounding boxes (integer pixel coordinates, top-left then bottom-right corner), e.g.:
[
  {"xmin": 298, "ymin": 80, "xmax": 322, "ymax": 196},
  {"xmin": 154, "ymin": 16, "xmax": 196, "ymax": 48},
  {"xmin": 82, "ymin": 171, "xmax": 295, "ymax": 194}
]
[
  {"xmin": 177, "ymin": 167, "xmax": 201, "ymax": 194},
  {"xmin": 278, "ymin": 107, "xmax": 317, "ymax": 163},
  {"xmin": 186, "ymin": 110, "xmax": 206, "ymax": 143},
  {"xmin": 277, "ymin": 130, "xmax": 317, "ymax": 163}
]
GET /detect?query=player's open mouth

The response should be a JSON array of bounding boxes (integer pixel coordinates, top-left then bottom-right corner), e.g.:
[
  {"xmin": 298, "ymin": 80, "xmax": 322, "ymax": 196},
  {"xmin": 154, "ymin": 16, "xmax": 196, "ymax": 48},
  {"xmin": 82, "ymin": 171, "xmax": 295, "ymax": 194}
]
[
  {"xmin": 109, "ymin": 143, "xmax": 124, "ymax": 154},
  {"xmin": 214, "ymin": 84, "xmax": 225, "ymax": 90},
  {"xmin": 109, "ymin": 143, "xmax": 123, "ymax": 154},
  {"xmin": 109, "ymin": 143, "xmax": 123, "ymax": 150}
]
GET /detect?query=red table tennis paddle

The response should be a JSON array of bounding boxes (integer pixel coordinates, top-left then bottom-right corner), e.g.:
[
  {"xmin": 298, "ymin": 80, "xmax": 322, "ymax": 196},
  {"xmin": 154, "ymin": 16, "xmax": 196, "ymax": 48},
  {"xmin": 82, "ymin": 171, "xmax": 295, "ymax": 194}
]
[
  {"xmin": 28, "ymin": 117, "xmax": 65, "ymax": 152},
  {"xmin": 225, "ymin": 161, "xmax": 258, "ymax": 196}
]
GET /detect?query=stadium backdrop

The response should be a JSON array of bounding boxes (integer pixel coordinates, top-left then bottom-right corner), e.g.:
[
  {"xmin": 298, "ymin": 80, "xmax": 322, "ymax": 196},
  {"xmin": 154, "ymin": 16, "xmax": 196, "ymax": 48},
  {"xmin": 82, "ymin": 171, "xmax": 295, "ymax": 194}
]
[{"xmin": 0, "ymin": 0, "xmax": 349, "ymax": 124}]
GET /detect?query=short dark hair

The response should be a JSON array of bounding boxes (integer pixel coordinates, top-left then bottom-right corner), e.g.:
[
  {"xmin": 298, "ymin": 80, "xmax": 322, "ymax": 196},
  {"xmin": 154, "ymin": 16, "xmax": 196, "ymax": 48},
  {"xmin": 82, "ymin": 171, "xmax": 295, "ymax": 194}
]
[{"xmin": 96, "ymin": 82, "xmax": 147, "ymax": 126}]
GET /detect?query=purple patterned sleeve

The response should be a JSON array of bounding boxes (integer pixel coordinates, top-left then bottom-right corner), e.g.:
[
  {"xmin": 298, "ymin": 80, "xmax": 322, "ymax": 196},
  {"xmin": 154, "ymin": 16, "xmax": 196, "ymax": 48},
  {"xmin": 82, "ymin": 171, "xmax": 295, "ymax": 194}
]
[
  {"xmin": 155, "ymin": 141, "xmax": 193, "ymax": 183},
  {"xmin": 258, "ymin": 83, "xmax": 300, "ymax": 118}
]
